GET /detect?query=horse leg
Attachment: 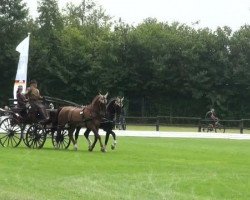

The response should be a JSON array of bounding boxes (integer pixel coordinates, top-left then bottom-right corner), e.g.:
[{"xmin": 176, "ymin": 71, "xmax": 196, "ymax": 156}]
[
  {"xmin": 88, "ymin": 126, "xmax": 105, "ymax": 152},
  {"xmin": 110, "ymin": 130, "xmax": 117, "ymax": 150},
  {"xmin": 68, "ymin": 127, "xmax": 77, "ymax": 150},
  {"xmin": 93, "ymin": 128, "xmax": 105, "ymax": 153},
  {"xmin": 104, "ymin": 131, "xmax": 110, "ymax": 147},
  {"xmin": 74, "ymin": 126, "xmax": 81, "ymax": 144},
  {"xmin": 55, "ymin": 126, "xmax": 62, "ymax": 149},
  {"xmin": 84, "ymin": 129, "xmax": 92, "ymax": 150},
  {"xmin": 89, "ymin": 132, "xmax": 98, "ymax": 152}
]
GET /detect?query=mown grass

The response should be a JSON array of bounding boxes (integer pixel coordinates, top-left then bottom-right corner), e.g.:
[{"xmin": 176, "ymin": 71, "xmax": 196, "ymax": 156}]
[{"xmin": 1, "ymin": 136, "xmax": 250, "ymax": 200}]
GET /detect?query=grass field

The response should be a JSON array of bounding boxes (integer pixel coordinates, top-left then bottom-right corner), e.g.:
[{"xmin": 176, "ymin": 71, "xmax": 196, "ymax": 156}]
[{"xmin": 1, "ymin": 136, "xmax": 250, "ymax": 200}]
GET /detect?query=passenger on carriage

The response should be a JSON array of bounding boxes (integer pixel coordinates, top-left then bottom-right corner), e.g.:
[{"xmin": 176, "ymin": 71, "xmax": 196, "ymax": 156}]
[
  {"xmin": 26, "ymin": 80, "xmax": 49, "ymax": 123},
  {"xmin": 16, "ymin": 85, "xmax": 28, "ymax": 118}
]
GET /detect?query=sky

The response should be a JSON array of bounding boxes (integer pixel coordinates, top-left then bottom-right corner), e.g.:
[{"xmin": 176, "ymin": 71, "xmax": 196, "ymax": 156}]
[{"xmin": 24, "ymin": 0, "xmax": 250, "ymax": 31}]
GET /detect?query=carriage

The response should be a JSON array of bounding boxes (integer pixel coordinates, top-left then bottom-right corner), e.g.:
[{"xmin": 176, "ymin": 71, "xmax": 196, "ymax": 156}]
[
  {"xmin": 0, "ymin": 95, "xmax": 123, "ymax": 151},
  {"xmin": 0, "ymin": 97, "xmax": 76, "ymax": 149}
]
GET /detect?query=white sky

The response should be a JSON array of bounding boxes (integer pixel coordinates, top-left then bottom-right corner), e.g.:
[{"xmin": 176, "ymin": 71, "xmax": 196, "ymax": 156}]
[{"xmin": 24, "ymin": 0, "xmax": 250, "ymax": 31}]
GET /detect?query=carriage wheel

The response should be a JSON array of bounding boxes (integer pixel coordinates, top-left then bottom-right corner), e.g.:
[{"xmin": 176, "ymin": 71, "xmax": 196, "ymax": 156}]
[
  {"xmin": 22, "ymin": 125, "xmax": 30, "ymax": 146},
  {"xmin": 52, "ymin": 129, "xmax": 71, "ymax": 149},
  {"xmin": 0, "ymin": 118, "xmax": 23, "ymax": 147},
  {"xmin": 25, "ymin": 124, "xmax": 47, "ymax": 149},
  {"xmin": 215, "ymin": 124, "xmax": 225, "ymax": 133}
]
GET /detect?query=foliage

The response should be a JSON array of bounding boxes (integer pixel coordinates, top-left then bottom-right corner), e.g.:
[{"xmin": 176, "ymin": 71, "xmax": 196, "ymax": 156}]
[
  {"xmin": 0, "ymin": 0, "xmax": 250, "ymax": 118},
  {"xmin": 0, "ymin": 0, "xmax": 28, "ymax": 104}
]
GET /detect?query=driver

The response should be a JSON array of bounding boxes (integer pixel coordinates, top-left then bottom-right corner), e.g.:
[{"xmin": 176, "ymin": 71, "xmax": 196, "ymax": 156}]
[{"xmin": 26, "ymin": 80, "xmax": 49, "ymax": 123}]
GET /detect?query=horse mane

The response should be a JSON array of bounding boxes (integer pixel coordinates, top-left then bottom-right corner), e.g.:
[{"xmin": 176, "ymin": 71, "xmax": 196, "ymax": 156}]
[
  {"xmin": 91, "ymin": 95, "xmax": 101, "ymax": 107},
  {"xmin": 106, "ymin": 97, "xmax": 123, "ymax": 120},
  {"xmin": 106, "ymin": 98, "xmax": 116, "ymax": 109}
]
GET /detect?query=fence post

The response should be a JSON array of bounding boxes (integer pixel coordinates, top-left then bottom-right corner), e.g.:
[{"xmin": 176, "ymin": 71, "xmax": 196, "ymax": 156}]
[
  {"xmin": 156, "ymin": 116, "xmax": 159, "ymax": 131},
  {"xmin": 240, "ymin": 119, "xmax": 243, "ymax": 134},
  {"xmin": 198, "ymin": 118, "xmax": 201, "ymax": 132}
]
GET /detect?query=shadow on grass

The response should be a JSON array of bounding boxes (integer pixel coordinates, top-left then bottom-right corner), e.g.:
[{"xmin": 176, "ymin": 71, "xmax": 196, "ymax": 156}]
[{"xmin": 0, "ymin": 145, "xmax": 110, "ymax": 155}]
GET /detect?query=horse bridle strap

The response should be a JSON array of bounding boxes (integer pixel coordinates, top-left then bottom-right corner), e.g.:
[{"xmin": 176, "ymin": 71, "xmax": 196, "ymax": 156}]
[
  {"xmin": 80, "ymin": 106, "xmax": 93, "ymax": 122},
  {"xmin": 80, "ymin": 104, "xmax": 103, "ymax": 122}
]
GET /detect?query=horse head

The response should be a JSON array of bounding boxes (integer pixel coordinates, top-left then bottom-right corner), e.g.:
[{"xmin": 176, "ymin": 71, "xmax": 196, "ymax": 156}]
[
  {"xmin": 98, "ymin": 92, "xmax": 108, "ymax": 104},
  {"xmin": 92, "ymin": 92, "xmax": 108, "ymax": 117},
  {"xmin": 115, "ymin": 97, "xmax": 124, "ymax": 108},
  {"xmin": 105, "ymin": 96, "xmax": 124, "ymax": 120},
  {"xmin": 114, "ymin": 97, "xmax": 124, "ymax": 117}
]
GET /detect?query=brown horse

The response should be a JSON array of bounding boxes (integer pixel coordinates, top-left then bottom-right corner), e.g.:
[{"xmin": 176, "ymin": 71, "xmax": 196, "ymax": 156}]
[
  {"xmin": 74, "ymin": 97, "xmax": 124, "ymax": 151},
  {"xmin": 56, "ymin": 93, "xmax": 108, "ymax": 152}
]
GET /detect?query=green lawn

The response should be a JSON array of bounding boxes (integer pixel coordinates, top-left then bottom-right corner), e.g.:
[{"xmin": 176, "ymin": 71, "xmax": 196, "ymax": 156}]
[{"xmin": 1, "ymin": 136, "xmax": 250, "ymax": 200}]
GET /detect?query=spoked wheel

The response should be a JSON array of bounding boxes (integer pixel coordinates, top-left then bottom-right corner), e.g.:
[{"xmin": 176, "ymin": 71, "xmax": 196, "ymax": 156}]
[
  {"xmin": 0, "ymin": 117, "xmax": 23, "ymax": 147},
  {"xmin": 201, "ymin": 124, "xmax": 208, "ymax": 132},
  {"xmin": 215, "ymin": 124, "xmax": 225, "ymax": 133},
  {"xmin": 52, "ymin": 129, "xmax": 71, "ymax": 149},
  {"xmin": 25, "ymin": 124, "xmax": 47, "ymax": 149},
  {"xmin": 22, "ymin": 125, "xmax": 30, "ymax": 146},
  {"xmin": 207, "ymin": 124, "xmax": 214, "ymax": 132}
]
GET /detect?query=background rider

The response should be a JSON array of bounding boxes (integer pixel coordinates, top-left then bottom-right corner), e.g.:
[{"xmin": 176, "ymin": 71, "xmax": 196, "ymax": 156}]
[{"xmin": 205, "ymin": 108, "xmax": 219, "ymax": 127}]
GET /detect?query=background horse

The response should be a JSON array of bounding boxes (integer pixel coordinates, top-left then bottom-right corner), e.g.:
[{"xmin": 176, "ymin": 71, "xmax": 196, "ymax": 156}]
[
  {"xmin": 56, "ymin": 93, "xmax": 108, "ymax": 152},
  {"xmin": 75, "ymin": 97, "xmax": 124, "ymax": 151}
]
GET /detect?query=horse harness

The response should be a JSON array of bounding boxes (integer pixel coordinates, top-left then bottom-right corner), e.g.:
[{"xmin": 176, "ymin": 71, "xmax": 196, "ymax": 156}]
[
  {"xmin": 80, "ymin": 105, "xmax": 104, "ymax": 121},
  {"xmin": 65, "ymin": 105, "xmax": 102, "ymax": 125}
]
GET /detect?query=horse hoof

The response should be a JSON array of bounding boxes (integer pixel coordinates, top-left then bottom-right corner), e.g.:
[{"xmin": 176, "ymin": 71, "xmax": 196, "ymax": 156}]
[
  {"xmin": 88, "ymin": 147, "xmax": 93, "ymax": 152},
  {"xmin": 111, "ymin": 145, "xmax": 115, "ymax": 150},
  {"xmin": 101, "ymin": 148, "xmax": 107, "ymax": 153}
]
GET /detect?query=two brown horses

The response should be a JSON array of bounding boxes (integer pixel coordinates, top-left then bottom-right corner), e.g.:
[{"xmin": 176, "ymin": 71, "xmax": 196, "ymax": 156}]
[{"xmin": 56, "ymin": 93, "xmax": 108, "ymax": 152}]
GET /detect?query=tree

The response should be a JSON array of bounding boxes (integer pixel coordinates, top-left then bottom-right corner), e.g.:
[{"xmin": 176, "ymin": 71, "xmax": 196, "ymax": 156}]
[
  {"xmin": 28, "ymin": 0, "xmax": 64, "ymax": 97},
  {"xmin": 228, "ymin": 25, "xmax": 250, "ymax": 117},
  {"xmin": 0, "ymin": 0, "xmax": 28, "ymax": 105}
]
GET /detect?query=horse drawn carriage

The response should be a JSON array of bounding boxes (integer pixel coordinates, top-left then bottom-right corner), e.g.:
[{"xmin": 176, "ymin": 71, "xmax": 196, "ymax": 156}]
[
  {"xmin": 0, "ymin": 96, "xmax": 74, "ymax": 149},
  {"xmin": 0, "ymin": 94, "xmax": 124, "ymax": 152}
]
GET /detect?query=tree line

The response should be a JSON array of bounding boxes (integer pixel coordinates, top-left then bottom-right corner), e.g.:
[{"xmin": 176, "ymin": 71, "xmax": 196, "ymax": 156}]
[{"xmin": 1, "ymin": 0, "xmax": 250, "ymax": 118}]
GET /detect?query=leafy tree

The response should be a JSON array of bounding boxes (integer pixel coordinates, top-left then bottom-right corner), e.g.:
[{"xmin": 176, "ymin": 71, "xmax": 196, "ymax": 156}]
[
  {"xmin": 1, "ymin": 0, "xmax": 250, "ymax": 118},
  {"xmin": 0, "ymin": 0, "xmax": 28, "ymax": 105},
  {"xmin": 28, "ymin": 0, "xmax": 64, "ymax": 98},
  {"xmin": 229, "ymin": 25, "xmax": 250, "ymax": 117}
]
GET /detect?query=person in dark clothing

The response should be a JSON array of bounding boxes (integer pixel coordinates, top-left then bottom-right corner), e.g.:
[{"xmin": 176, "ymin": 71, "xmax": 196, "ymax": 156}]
[
  {"xmin": 26, "ymin": 80, "xmax": 49, "ymax": 122},
  {"xmin": 16, "ymin": 85, "xmax": 28, "ymax": 118},
  {"xmin": 205, "ymin": 108, "xmax": 219, "ymax": 127}
]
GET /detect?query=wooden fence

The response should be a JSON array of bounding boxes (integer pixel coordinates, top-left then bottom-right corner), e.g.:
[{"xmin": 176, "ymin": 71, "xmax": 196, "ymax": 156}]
[{"xmin": 123, "ymin": 116, "xmax": 250, "ymax": 133}]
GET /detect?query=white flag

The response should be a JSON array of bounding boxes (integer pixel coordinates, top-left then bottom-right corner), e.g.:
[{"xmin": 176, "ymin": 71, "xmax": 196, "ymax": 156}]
[{"xmin": 13, "ymin": 33, "xmax": 30, "ymax": 100}]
